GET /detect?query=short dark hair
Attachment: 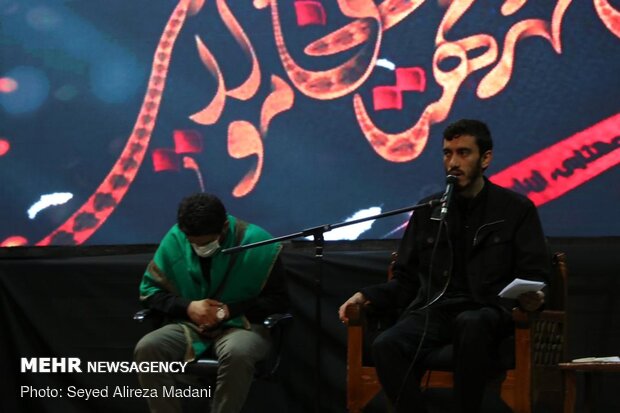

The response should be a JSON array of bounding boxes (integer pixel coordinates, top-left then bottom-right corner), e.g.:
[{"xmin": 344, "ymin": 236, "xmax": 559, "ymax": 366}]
[
  {"xmin": 443, "ymin": 119, "xmax": 493, "ymax": 154},
  {"xmin": 177, "ymin": 193, "xmax": 227, "ymax": 236}
]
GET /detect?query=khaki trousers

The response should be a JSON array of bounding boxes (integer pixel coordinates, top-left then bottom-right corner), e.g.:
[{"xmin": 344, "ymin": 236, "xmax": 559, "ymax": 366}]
[{"xmin": 134, "ymin": 323, "xmax": 271, "ymax": 413}]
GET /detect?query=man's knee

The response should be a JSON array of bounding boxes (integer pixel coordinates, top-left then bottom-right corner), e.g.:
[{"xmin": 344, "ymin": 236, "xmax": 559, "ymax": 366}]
[
  {"xmin": 371, "ymin": 329, "xmax": 402, "ymax": 364},
  {"xmin": 218, "ymin": 344, "xmax": 262, "ymax": 370},
  {"xmin": 134, "ymin": 332, "xmax": 162, "ymax": 361},
  {"xmin": 454, "ymin": 308, "xmax": 497, "ymax": 333},
  {"xmin": 217, "ymin": 331, "xmax": 270, "ymax": 369},
  {"xmin": 134, "ymin": 326, "xmax": 185, "ymax": 362},
  {"xmin": 453, "ymin": 309, "xmax": 507, "ymax": 356}
]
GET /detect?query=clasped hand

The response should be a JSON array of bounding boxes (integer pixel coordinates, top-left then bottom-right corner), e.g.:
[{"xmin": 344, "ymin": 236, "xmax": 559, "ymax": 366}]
[{"xmin": 187, "ymin": 298, "xmax": 227, "ymax": 332}]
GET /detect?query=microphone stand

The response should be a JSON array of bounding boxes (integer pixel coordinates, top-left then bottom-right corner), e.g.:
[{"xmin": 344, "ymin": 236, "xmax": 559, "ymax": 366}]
[{"xmin": 221, "ymin": 199, "xmax": 439, "ymax": 412}]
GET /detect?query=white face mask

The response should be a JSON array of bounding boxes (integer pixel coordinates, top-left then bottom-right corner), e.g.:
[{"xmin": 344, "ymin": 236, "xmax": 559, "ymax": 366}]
[{"xmin": 192, "ymin": 240, "xmax": 220, "ymax": 257}]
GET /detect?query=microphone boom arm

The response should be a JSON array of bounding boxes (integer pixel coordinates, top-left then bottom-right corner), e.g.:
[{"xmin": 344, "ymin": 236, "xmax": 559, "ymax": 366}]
[{"xmin": 221, "ymin": 199, "xmax": 440, "ymax": 254}]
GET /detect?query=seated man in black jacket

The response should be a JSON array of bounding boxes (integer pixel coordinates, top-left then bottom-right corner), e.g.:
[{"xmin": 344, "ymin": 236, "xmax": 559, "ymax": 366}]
[
  {"xmin": 339, "ymin": 119, "xmax": 549, "ymax": 413},
  {"xmin": 134, "ymin": 193, "xmax": 288, "ymax": 413}
]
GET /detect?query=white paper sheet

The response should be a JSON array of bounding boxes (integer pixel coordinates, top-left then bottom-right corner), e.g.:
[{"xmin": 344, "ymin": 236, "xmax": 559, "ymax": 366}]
[{"xmin": 498, "ymin": 278, "xmax": 546, "ymax": 299}]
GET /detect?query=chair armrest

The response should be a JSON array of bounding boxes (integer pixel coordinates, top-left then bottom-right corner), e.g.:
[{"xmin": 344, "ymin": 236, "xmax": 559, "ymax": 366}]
[
  {"xmin": 184, "ymin": 358, "xmax": 220, "ymax": 377},
  {"xmin": 133, "ymin": 308, "xmax": 165, "ymax": 328},
  {"xmin": 345, "ymin": 303, "xmax": 364, "ymax": 326},
  {"xmin": 133, "ymin": 308, "xmax": 152, "ymax": 322},
  {"xmin": 512, "ymin": 307, "xmax": 567, "ymax": 366},
  {"xmin": 512, "ymin": 308, "xmax": 566, "ymax": 325},
  {"xmin": 263, "ymin": 313, "xmax": 293, "ymax": 329},
  {"xmin": 135, "ymin": 310, "xmax": 293, "ymax": 329}
]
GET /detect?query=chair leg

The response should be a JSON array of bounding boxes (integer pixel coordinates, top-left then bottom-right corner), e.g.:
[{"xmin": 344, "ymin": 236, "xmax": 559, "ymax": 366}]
[
  {"xmin": 563, "ymin": 370, "xmax": 576, "ymax": 413},
  {"xmin": 512, "ymin": 324, "xmax": 533, "ymax": 413}
]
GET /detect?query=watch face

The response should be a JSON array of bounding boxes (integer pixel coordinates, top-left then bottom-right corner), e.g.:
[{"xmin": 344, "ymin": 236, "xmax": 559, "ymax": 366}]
[{"xmin": 216, "ymin": 307, "xmax": 225, "ymax": 320}]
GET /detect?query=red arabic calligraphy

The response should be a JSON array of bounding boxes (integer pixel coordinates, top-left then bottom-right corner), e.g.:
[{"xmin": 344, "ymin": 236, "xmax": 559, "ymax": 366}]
[{"xmin": 34, "ymin": 0, "xmax": 620, "ymax": 245}]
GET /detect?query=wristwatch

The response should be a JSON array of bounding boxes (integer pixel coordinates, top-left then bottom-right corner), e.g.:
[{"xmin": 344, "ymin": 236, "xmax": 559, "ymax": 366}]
[{"xmin": 216, "ymin": 306, "xmax": 226, "ymax": 321}]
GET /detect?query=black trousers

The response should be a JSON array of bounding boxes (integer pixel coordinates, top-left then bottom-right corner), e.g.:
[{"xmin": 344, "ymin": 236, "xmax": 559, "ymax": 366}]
[{"xmin": 371, "ymin": 302, "xmax": 512, "ymax": 413}]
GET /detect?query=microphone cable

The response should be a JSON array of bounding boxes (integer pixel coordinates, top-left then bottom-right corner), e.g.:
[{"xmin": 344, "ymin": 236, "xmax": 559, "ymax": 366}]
[{"xmin": 393, "ymin": 212, "xmax": 454, "ymax": 411}]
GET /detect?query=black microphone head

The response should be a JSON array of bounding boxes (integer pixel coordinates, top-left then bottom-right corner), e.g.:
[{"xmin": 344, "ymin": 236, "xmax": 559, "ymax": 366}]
[{"xmin": 446, "ymin": 175, "xmax": 458, "ymax": 184}]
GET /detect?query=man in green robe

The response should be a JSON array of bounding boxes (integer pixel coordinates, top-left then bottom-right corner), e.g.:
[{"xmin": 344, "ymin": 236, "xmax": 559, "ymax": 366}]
[{"xmin": 134, "ymin": 193, "xmax": 288, "ymax": 413}]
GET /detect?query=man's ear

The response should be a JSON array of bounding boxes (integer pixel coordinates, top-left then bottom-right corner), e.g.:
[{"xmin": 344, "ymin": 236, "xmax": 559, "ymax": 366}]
[
  {"xmin": 219, "ymin": 220, "xmax": 230, "ymax": 243},
  {"xmin": 481, "ymin": 150, "xmax": 493, "ymax": 170}
]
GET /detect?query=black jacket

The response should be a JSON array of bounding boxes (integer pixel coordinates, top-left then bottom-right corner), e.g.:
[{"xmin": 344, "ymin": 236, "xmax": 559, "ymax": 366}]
[{"xmin": 362, "ymin": 179, "xmax": 550, "ymax": 312}]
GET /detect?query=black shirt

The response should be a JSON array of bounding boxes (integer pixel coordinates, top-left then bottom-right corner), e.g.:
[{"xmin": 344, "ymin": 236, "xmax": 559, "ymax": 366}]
[{"xmin": 440, "ymin": 182, "xmax": 490, "ymax": 303}]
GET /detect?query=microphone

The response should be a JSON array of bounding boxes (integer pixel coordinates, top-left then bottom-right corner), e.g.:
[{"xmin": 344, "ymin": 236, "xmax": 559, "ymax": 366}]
[{"xmin": 439, "ymin": 175, "xmax": 458, "ymax": 220}]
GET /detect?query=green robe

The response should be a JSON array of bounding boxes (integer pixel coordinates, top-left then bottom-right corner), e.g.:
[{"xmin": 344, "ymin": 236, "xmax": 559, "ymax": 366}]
[{"xmin": 139, "ymin": 215, "xmax": 281, "ymax": 358}]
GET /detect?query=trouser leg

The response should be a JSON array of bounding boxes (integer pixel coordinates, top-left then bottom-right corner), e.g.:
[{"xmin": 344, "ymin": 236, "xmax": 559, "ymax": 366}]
[
  {"xmin": 211, "ymin": 324, "xmax": 272, "ymax": 413},
  {"xmin": 134, "ymin": 323, "xmax": 190, "ymax": 413},
  {"xmin": 452, "ymin": 306, "xmax": 511, "ymax": 413},
  {"xmin": 372, "ymin": 309, "xmax": 451, "ymax": 413}
]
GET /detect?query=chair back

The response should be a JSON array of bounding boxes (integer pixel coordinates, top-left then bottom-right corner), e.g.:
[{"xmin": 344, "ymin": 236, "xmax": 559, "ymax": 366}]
[
  {"xmin": 547, "ymin": 252, "xmax": 568, "ymax": 311},
  {"xmin": 531, "ymin": 252, "xmax": 568, "ymax": 367}
]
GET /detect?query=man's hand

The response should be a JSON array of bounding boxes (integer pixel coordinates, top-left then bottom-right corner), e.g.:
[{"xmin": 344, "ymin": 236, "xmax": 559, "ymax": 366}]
[
  {"xmin": 187, "ymin": 298, "xmax": 225, "ymax": 329},
  {"xmin": 338, "ymin": 292, "xmax": 369, "ymax": 323},
  {"xmin": 518, "ymin": 290, "xmax": 545, "ymax": 312}
]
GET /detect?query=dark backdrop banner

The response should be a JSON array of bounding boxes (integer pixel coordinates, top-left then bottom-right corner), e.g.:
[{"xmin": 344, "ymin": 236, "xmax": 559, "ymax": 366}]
[
  {"xmin": 1, "ymin": 239, "xmax": 619, "ymax": 412},
  {"xmin": 1, "ymin": 0, "xmax": 619, "ymax": 246}
]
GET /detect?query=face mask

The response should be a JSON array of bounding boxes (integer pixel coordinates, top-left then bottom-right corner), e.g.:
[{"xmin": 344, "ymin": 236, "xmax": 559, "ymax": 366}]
[{"xmin": 192, "ymin": 240, "xmax": 220, "ymax": 257}]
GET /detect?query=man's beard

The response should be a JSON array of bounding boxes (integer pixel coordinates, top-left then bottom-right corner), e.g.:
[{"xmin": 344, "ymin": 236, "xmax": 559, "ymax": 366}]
[{"xmin": 451, "ymin": 160, "xmax": 484, "ymax": 193}]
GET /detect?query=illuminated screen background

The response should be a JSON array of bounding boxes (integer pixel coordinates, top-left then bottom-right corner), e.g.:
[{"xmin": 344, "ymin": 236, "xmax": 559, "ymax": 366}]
[{"xmin": 1, "ymin": 0, "xmax": 619, "ymax": 246}]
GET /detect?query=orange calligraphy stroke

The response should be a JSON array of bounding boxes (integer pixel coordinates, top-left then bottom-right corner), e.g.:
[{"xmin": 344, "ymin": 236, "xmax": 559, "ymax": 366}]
[
  {"xmin": 230, "ymin": 76, "xmax": 295, "ymax": 194},
  {"xmin": 478, "ymin": 0, "xmax": 572, "ymax": 98},
  {"xmin": 594, "ymin": 0, "xmax": 620, "ymax": 38},
  {"xmin": 190, "ymin": 0, "xmax": 261, "ymax": 123},
  {"xmin": 190, "ymin": 1, "xmax": 296, "ymax": 198},
  {"xmin": 261, "ymin": 75, "xmax": 295, "ymax": 136},
  {"xmin": 228, "ymin": 121, "xmax": 264, "ymax": 197},
  {"xmin": 182, "ymin": 156, "xmax": 205, "ymax": 192},
  {"xmin": 253, "ymin": 0, "xmax": 270, "ymax": 10},
  {"xmin": 190, "ymin": 35, "xmax": 227, "ymax": 125},
  {"xmin": 500, "ymin": 0, "xmax": 527, "ymax": 16},
  {"xmin": 269, "ymin": 0, "xmax": 383, "ymax": 100},
  {"xmin": 477, "ymin": 19, "xmax": 551, "ymax": 99},
  {"xmin": 435, "ymin": 0, "xmax": 476, "ymax": 45},
  {"xmin": 217, "ymin": 0, "xmax": 261, "ymax": 100},
  {"xmin": 230, "ymin": 76, "xmax": 294, "ymax": 195},
  {"xmin": 304, "ymin": 0, "xmax": 425, "ymax": 57},
  {"xmin": 189, "ymin": 0, "xmax": 205, "ymax": 16}
]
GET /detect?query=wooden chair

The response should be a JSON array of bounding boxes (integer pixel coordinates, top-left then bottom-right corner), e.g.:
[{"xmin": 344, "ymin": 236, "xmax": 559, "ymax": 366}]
[{"xmin": 345, "ymin": 252, "xmax": 569, "ymax": 413}]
